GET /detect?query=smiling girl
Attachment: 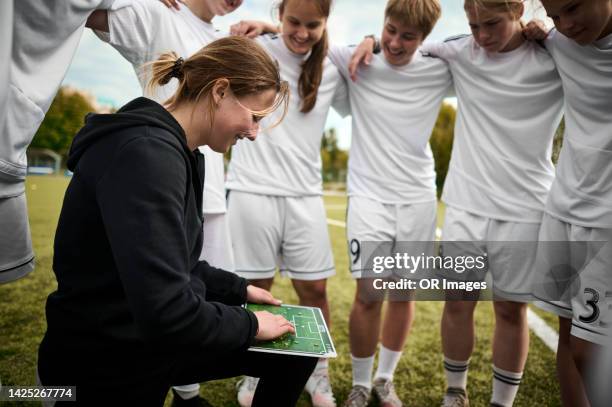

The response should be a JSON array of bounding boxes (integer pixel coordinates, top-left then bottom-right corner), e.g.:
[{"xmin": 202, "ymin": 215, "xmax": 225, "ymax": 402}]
[
  {"xmin": 326, "ymin": 1, "xmax": 451, "ymax": 406},
  {"xmin": 225, "ymin": 1, "xmax": 348, "ymax": 406}
]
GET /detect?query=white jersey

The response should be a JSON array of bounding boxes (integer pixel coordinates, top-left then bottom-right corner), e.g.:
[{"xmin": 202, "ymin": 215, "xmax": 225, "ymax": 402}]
[
  {"xmin": 544, "ymin": 29, "xmax": 612, "ymax": 228},
  {"xmin": 96, "ymin": 0, "xmax": 227, "ymax": 213},
  {"xmin": 328, "ymin": 45, "xmax": 452, "ymax": 204},
  {"xmin": 225, "ymin": 34, "xmax": 348, "ymax": 196},
  {"xmin": 423, "ymin": 36, "xmax": 563, "ymax": 223},
  {"xmin": 1, "ymin": 0, "xmax": 114, "ymax": 196}
]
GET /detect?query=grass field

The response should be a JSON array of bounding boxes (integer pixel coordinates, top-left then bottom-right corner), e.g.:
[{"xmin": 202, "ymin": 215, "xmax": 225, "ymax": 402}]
[{"xmin": 0, "ymin": 176, "xmax": 561, "ymax": 406}]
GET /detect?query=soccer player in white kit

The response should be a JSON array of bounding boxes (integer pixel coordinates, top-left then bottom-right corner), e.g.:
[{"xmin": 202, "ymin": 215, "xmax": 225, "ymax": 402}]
[
  {"xmin": 351, "ymin": 1, "xmax": 563, "ymax": 404},
  {"xmin": 1, "ymin": 0, "xmax": 115, "ymax": 285},
  {"xmin": 327, "ymin": 1, "xmax": 451, "ymax": 406},
  {"xmin": 423, "ymin": 1, "xmax": 563, "ymax": 406},
  {"xmin": 85, "ymin": 1, "xmax": 276, "ymax": 405},
  {"xmin": 226, "ymin": 1, "xmax": 348, "ymax": 406},
  {"xmin": 531, "ymin": 1, "xmax": 612, "ymax": 405}
]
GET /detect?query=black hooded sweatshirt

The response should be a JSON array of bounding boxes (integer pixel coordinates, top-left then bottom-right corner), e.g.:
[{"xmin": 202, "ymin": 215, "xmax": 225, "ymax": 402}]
[{"xmin": 42, "ymin": 98, "xmax": 258, "ymax": 360}]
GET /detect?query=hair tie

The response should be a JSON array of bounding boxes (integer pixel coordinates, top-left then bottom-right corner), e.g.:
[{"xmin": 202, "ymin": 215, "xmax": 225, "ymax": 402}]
[{"xmin": 171, "ymin": 57, "xmax": 185, "ymax": 79}]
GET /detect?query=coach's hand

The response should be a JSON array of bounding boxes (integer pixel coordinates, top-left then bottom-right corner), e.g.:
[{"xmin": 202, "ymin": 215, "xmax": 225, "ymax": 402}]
[
  {"xmin": 254, "ymin": 311, "xmax": 296, "ymax": 340},
  {"xmin": 247, "ymin": 285, "xmax": 282, "ymax": 305}
]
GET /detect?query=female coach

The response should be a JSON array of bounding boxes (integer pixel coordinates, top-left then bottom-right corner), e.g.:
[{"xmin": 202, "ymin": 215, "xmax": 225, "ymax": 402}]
[{"xmin": 37, "ymin": 36, "xmax": 316, "ymax": 406}]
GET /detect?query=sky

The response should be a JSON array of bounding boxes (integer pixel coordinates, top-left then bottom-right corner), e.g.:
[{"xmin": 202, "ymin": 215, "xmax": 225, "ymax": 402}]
[{"xmin": 63, "ymin": 0, "xmax": 546, "ymax": 149}]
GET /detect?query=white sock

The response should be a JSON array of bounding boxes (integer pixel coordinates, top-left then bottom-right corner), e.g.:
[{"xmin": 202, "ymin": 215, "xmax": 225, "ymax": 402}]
[
  {"xmin": 443, "ymin": 356, "xmax": 469, "ymax": 390},
  {"xmin": 491, "ymin": 365, "xmax": 522, "ymax": 407},
  {"xmin": 173, "ymin": 384, "xmax": 200, "ymax": 400},
  {"xmin": 351, "ymin": 354, "xmax": 375, "ymax": 390},
  {"xmin": 374, "ymin": 345, "xmax": 402, "ymax": 381}
]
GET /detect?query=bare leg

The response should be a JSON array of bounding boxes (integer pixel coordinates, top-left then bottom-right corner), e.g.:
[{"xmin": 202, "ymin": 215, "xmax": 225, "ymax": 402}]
[
  {"xmin": 570, "ymin": 333, "xmax": 600, "ymax": 406},
  {"xmin": 291, "ymin": 279, "xmax": 330, "ymax": 326},
  {"xmin": 441, "ymin": 300, "xmax": 479, "ymax": 361},
  {"xmin": 381, "ymin": 300, "xmax": 415, "ymax": 351},
  {"xmin": 557, "ymin": 317, "xmax": 589, "ymax": 407},
  {"xmin": 492, "ymin": 301, "xmax": 529, "ymax": 371},
  {"xmin": 350, "ymin": 279, "xmax": 384, "ymax": 357}
]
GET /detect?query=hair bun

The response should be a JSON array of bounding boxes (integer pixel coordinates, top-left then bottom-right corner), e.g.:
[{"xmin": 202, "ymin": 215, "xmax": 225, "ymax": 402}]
[{"xmin": 171, "ymin": 57, "xmax": 185, "ymax": 79}]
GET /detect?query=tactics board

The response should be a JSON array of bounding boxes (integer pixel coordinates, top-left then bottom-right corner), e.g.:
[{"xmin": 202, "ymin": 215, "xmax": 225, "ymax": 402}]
[{"xmin": 245, "ymin": 303, "xmax": 337, "ymax": 358}]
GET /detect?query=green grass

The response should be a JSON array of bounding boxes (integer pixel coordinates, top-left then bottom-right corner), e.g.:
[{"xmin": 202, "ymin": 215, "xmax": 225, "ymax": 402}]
[{"xmin": 0, "ymin": 176, "xmax": 561, "ymax": 406}]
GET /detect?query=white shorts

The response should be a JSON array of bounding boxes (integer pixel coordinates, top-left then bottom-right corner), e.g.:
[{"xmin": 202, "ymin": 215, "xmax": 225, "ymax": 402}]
[
  {"xmin": 533, "ymin": 213, "xmax": 612, "ymax": 345},
  {"xmin": 201, "ymin": 212, "xmax": 234, "ymax": 272},
  {"xmin": 440, "ymin": 206, "xmax": 540, "ymax": 302},
  {"xmin": 0, "ymin": 193, "xmax": 35, "ymax": 283},
  {"xmin": 347, "ymin": 196, "xmax": 437, "ymax": 279},
  {"xmin": 227, "ymin": 191, "xmax": 335, "ymax": 281}
]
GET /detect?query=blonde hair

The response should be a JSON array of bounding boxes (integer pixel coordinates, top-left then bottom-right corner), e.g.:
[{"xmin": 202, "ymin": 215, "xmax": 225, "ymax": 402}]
[
  {"xmin": 146, "ymin": 36, "xmax": 289, "ymax": 128},
  {"xmin": 278, "ymin": 0, "xmax": 332, "ymax": 113},
  {"xmin": 385, "ymin": 0, "xmax": 442, "ymax": 39},
  {"xmin": 464, "ymin": 0, "xmax": 524, "ymax": 19}
]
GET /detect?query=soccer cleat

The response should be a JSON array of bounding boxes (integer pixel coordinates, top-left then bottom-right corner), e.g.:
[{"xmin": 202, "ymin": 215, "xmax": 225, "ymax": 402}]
[
  {"xmin": 170, "ymin": 390, "xmax": 213, "ymax": 407},
  {"xmin": 441, "ymin": 387, "xmax": 470, "ymax": 407},
  {"xmin": 236, "ymin": 376, "xmax": 259, "ymax": 407},
  {"xmin": 305, "ymin": 368, "xmax": 337, "ymax": 407},
  {"xmin": 372, "ymin": 377, "xmax": 403, "ymax": 407},
  {"xmin": 342, "ymin": 385, "xmax": 371, "ymax": 407}
]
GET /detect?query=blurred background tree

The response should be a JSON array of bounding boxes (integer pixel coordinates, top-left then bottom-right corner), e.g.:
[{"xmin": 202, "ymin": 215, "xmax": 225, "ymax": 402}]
[
  {"xmin": 30, "ymin": 87, "xmax": 96, "ymax": 157},
  {"xmin": 429, "ymin": 103, "xmax": 456, "ymax": 198},
  {"xmin": 321, "ymin": 128, "xmax": 348, "ymax": 183}
]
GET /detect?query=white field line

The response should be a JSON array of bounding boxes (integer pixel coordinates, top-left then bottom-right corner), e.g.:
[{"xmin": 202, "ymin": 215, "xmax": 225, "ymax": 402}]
[
  {"xmin": 325, "ymin": 217, "xmax": 558, "ymax": 353},
  {"xmin": 527, "ymin": 308, "xmax": 559, "ymax": 353}
]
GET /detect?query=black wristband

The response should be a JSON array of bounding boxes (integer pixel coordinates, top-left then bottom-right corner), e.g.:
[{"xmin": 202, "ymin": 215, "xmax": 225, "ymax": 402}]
[{"xmin": 365, "ymin": 34, "xmax": 381, "ymax": 54}]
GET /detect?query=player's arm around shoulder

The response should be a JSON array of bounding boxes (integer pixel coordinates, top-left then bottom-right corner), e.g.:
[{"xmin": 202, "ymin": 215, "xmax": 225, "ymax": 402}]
[
  {"xmin": 88, "ymin": 0, "xmax": 167, "ymax": 65},
  {"xmin": 229, "ymin": 20, "xmax": 281, "ymax": 39},
  {"xmin": 348, "ymin": 36, "xmax": 379, "ymax": 82},
  {"xmin": 420, "ymin": 34, "xmax": 469, "ymax": 61}
]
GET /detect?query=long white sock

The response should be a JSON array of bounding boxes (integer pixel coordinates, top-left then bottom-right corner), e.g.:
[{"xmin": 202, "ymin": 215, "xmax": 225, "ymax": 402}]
[
  {"xmin": 374, "ymin": 345, "xmax": 402, "ymax": 381},
  {"xmin": 173, "ymin": 384, "xmax": 200, "ymax": 400},
  {"xmin": 443, "ymin": 356, "xmax": 469, "ymax": 390},
  {"xmin": 491, "ymin": 365, "xmax": 522, "ymax": 407},
  {"xmin": 351, "ymin": 354, "xmax": 375, "ymax": 390}
]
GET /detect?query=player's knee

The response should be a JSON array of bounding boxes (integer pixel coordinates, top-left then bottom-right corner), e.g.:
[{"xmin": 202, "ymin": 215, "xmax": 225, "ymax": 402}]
[
  {"xmin": 354, "ymin": 295, "xmax": 383, "ymax": 312},
  {"xmin": 443, "ymin": 301, "xmax": 475, "ymax": 321},
  {"xmin": 296, "ymin": 281, "xmax": 327, "ymax": 302},
  {"xmin": 494, "ymin": 301, "xmax": 527, "ymax": 326}
]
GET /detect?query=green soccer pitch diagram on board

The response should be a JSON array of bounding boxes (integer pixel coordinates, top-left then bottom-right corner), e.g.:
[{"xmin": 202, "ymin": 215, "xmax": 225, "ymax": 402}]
[{"xmin": 245, "ymin": 304, "xmax": 337, "ymax": 358}]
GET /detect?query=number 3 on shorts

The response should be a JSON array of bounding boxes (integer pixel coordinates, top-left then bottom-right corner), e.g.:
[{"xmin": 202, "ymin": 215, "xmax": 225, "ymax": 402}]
[{"xmin": 578, "ymin": 287, "xmax": 612, "ymax": 328}]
